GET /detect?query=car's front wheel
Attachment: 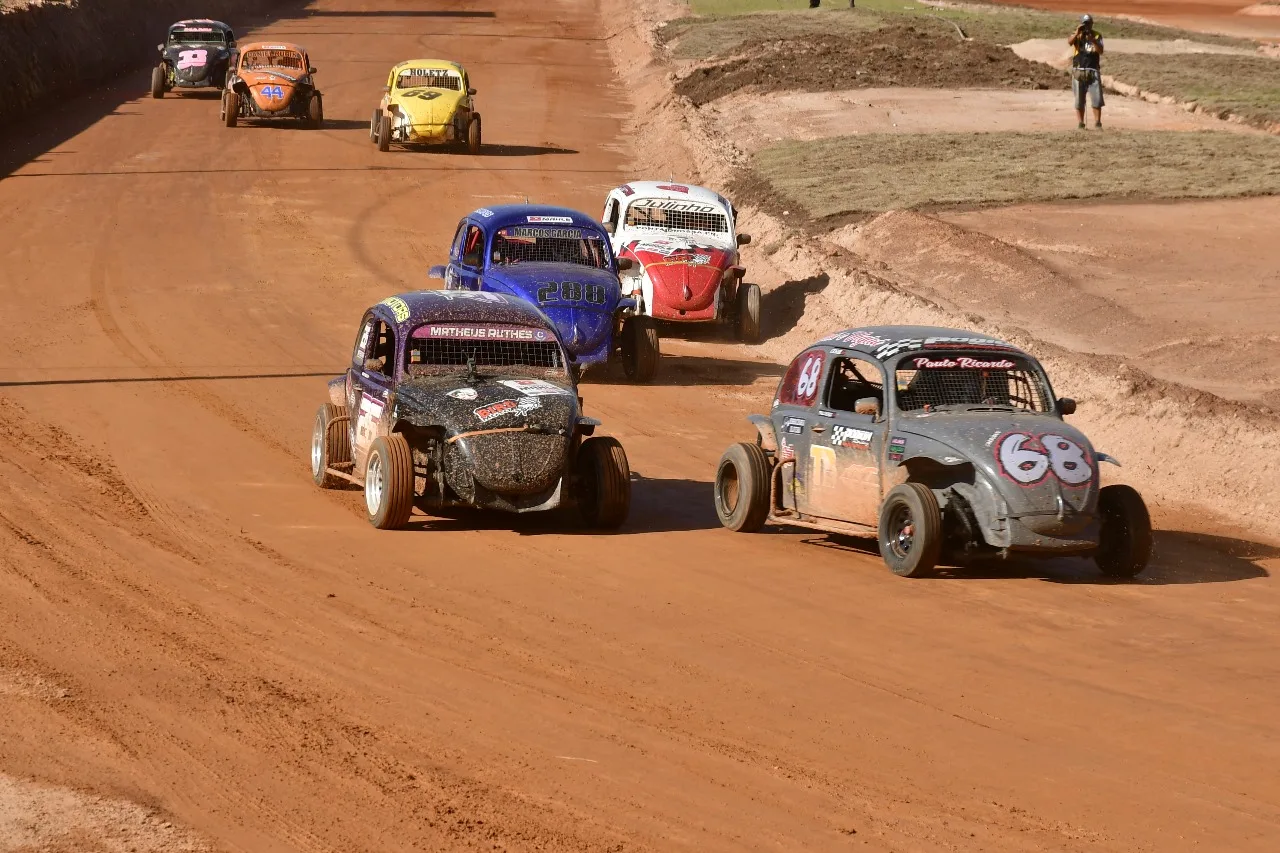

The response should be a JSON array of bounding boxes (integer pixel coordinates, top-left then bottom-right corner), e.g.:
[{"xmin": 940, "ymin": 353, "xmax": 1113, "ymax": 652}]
[
  {"xmin": 222, "ymin": 91, "xmax": 238, "ymax": 127},
  {"xmin": 311, "ymin": 403, "xmax": 350, "ymax": 489},
  {"xmin": 377, "ymin": 114, "xmax": 392, "ymax": 152},
  {"xmin": 150, "ymin": 65, "xmax": 165, "ymax": 99},
  {"xmin": 576, "ymin": 436, "xmax": 630, "ymax": 529},
  {"xmin": 365, "ymin": 434, "xmax": 415, "ymax": 529},
  {"xmin": 714, "ymin": 442, "xmax": 771, "ymax": 532},
  {"xmin": 621, "ymin": 315, "xmax": 659, "ymax": 383},
  {"xmin": 878, "ymin": 483, "xmax": 943, "ymax": 577},
  {"xmin": 1095, "ymin": 484, "xmax": 1152, "ymax": 578}
]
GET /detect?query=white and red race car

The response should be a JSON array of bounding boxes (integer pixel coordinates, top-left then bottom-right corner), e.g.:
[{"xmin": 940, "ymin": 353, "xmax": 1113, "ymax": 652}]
[{"xmin": 601, "ymin": 181, "xmax": 761, "ymax": 343}]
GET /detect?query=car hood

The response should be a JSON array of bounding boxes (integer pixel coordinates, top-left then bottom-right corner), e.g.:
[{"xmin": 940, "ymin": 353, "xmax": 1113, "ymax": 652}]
[
  {"xmin": 483, "ymin": 264, "xmax": 621, "ymax": 356},
  {"xmin": 390, "ymin": 87, "xmax": 465, "ymax": 124},
  {"xmin": 240, "ymin": 68, "xmax": 303, "ymax": 110},
  {"xmin": 393, "ymin": 374, "xmax": 578, "ymax": 429},
  {"xmin": 896, "ymin": 410, "xmax": 1100, "ymax": 518}
]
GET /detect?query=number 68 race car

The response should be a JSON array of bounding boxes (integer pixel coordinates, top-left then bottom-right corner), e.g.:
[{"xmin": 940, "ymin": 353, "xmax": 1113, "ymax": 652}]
[{"xmin": 714, "ymin": 325, "xmax": 1153, "ymax": 578}]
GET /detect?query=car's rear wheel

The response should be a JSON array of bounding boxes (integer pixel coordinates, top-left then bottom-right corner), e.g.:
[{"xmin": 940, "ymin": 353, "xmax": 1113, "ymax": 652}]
[
  {"xmin": 576, "ymin": 437, "xmax": 630, "ymax": 530},
  {"xmin": 308, "ymin": 94, "xmax": 323, "ymax": 129},
  {"xmin": 1095, "ymin": 484, "xmax": 1152, "ymax": 578},
  {"xmin": 878, "ymin": 483, "xmax": 943, "ymax": 577},
  {"xmin": 736, "ymin": 282, "xmax": 762, "ymax": 344},
  {"xmin": 311, "ymin": 403, "xmax": 350, "ymax": 489},
  {"xmin": 621, "ymin": 315, "xmax": 659, "ymax": 383},
  {"xmin": 365, "ymin": 434, "xmax": 414, "ymax": 530},
  {"xmin": 714, "ymin": 442, "xmax": 771, "ymax": 532},
  {"xmin": 150, "ymin": 65, "xmax": 165, "ymax": 99},
  {"xmin": 369, "ymin": 108, "xmax": 380, "ymax": 142},
  {"xmin": 222, "ymin": 91, "xmax": 238, "ymax": 127},
  {"xmin": 467, "ymin": 115, "xmax": 482, "ymax": 154},
  {"xmin": 377, "ymin": 114, "xmax": 392, "ymax": 152}
]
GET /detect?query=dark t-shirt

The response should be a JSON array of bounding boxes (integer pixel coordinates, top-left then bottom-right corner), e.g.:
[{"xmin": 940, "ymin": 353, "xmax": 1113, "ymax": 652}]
[{"xmin": 1071, "ymin": 32, "xmax": 1103, "ymax": 70}]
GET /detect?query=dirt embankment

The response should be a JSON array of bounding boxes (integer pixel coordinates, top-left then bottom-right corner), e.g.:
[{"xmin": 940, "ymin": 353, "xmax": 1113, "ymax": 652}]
[
  {"xmin": 0, "ymin": 0, "xmax": 291, "ymax": 124},
  {"xmin": 674, "ymin": 22, "xmax": 1065, "ymax": 106}
]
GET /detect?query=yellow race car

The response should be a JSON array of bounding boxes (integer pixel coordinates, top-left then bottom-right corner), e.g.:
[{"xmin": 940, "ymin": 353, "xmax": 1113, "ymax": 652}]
[{"xmin": 370, "ymin": 59, "xmax": 481, "ymax": 154}]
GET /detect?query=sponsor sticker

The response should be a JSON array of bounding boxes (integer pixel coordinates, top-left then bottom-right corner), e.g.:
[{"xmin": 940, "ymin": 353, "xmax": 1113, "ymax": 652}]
[
  {"xmin": 630, "ymin": 198, "xmax": 719, "ymax": 214},
  {"xmin": 476, "ymin": 208, "xmax": 494, "ymax": 218},
  {"xmin": 474, "ymin": 397, "xmax": 541, "ymax": 423},
  {"xmin": 526, "ymin": 215, "xmax": 575, "ymax": 225},
  {"xmin": 874, "ymin": 336, "xmax": 1008, "ymax": 361},
  {"xmin": 810, "ymin": 445, "xmax": 838, "ymax": 488},
  {"xmin": 656, "ymin": 184, "xmax": 690, "ymax": 193},
  {"xmin": 500, "ymin": 379, "xmax": 571, "ymax": 397},
  {"xmin": 446, "ymin": 388, "xmax": 478, "ymax": 401},
  {"xmin": 888, "ymin": 436, "xmax": 907, "ymax": 463},
  {"xmin": 435, "ymin": 291, "xmax": 508, "ymax": 303},
  {"xmin": 828, "ymin": 330, "xmax": 890, "ymax": 349},
  {"xmin": 381, "ymin": 296, "xmax": 411, "ymax": 323},
  {"xmin": 782, "ymin": 416, "xmax": 805, "ymax": 436},
  {"xmin": 779, "ymin": 437, "xmax": 795, "ymax": 461},
  {"xmin": 831, "ymin": 426, "xmax": 873, "ymax": 449},
  {"xmin": 620, "ymin": 184, "xmax": 635, "ymax": 196},
  {"xmin": 817, "ymin": 410, "xmax": 835, "ymax": 419}
]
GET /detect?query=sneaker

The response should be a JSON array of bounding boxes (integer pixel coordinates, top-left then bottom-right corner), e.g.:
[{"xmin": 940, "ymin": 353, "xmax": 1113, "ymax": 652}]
[
  {"xmin": 1095, "ymin": 122, "xmax": 1103, "ymax": 129},
  {"xmin": 1078, "ymin": 122, "xmax": 1086, "ymax": 129}
]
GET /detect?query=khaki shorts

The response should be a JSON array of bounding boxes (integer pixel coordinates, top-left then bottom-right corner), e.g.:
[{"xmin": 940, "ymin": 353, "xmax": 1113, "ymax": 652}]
[{"xmin": 1072, "ymin": 69, "xmax": 1104, "ymax": 110}]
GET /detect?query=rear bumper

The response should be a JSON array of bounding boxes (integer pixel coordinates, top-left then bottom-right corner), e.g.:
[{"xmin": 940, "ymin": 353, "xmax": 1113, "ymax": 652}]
[{"xmin": 653, "ymin": 303, "xmax": 719, "ymax": 322}]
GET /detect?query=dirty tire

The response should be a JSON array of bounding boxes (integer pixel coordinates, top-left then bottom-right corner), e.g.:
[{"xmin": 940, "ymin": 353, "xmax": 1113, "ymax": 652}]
[
  {"xmin": 150, "ymin": 65, "xmax": 165, "ymax": 99},
  {"xmin": 467, "ymin": 116, "xmax": 482, "ymax": 154},
  {"xmin": 576, "ymin": 437, "xmax": 630, "ymax": 530},
  {"xmin": 377, "ymin": 114, "xmax": 392, "ymax": 152},
  {"xmin": 621, "ymin": 315, "xmax": 659, "ymax": 383},
  {"xmin": 714, "ymin": 442, "xmax": 771, "ymax": 533},
  {"xmin": 369, "ymin": 108, "xmax": 381, "ymax": 142},
  {"xmin": 878, "ymin": 483, "xmax": 943, "ymax": 577},
  {"xmin": 736, "ymin": 282, "xmax": 761, "ymax": 344},
  {"xmin": 311, "ymin": 403, "xmax": 350, "ymax": 489},
  {"xmin": 222, "ymin": 91, "xmax": 238, "ymax": 127},
  {"xmin": 365, "ymin": 434, "xmax": 414, "ymax": 530},
  {"xmin": 1095, "ymin": 484, "xmax": 1152, "ymax": 578},
  {"xmin": 308, "ymin": 94, "xmax": 324, "ymax": 129}
]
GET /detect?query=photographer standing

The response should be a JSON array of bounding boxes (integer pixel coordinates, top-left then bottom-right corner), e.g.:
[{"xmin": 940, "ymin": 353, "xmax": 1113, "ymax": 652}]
[{"xmin": 1069, "ymin": 14, "xmax": 1105, "ymax": 129}]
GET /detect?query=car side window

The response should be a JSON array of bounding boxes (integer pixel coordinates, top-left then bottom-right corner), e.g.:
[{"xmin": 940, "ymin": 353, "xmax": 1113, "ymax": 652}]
[
  {"xmin": 352, "ymin": 318, "xmax": 376, "ymax": 367},
  {"xmin": 364, "ymin": 320, "xmax": 396, "ymax": 378},
  {"xmin": 449, "ymin": 222, "xmax": 467, "ymax": 260},
  {"xmin": 826, "ymin": 356, "xmax": 885, "ymax": 419},
  {"xmin": 604, "ymin": 199, "xmax": 619, "ymax": 232},
  {"xmin": 461, "ymin": 225, "xmax": 484, "ymax": 268},
  {"xmin": 777, "ymin": 348, "xmax": 826, "ymax": 407}
]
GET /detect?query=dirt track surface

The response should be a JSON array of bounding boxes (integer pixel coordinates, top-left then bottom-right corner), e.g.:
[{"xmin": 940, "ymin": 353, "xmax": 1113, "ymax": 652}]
[{"xmin": 3, "ymin": 1, "xmax": 1280, "ymax": 850}]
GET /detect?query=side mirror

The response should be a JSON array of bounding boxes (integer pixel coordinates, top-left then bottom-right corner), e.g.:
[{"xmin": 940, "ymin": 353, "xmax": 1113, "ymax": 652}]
[
  {"xmin": 602, "ymin": 220, "xmax": 616, "ymax": 234},
  {"xmin": 854, "ymin": 397, "xmax": 880, "ymax": 418},
  {"xmin": 467, "ymin": 87, "xmax": 476, "ymax": 95},
  {"xmin": 427, "ymin": 265, "xmax": 446, "ymax": 280},
  {"xmin": 308, "ymin": 67, "xmax": 318, "ymax": 75},
  {"xmin": 462, "ymin": 252, "xmax": 480, "ymax": 268},
  {"xmin": 737, "ymin": 233, "xmax": 752, "ymax": 246},
  {"xmin": 1058, "ymin": 397, "xmax": 1077, "ymax": 416},
  {"xmin": 616, "ymin": 257, "xmax": 633, "ymax": 272}
]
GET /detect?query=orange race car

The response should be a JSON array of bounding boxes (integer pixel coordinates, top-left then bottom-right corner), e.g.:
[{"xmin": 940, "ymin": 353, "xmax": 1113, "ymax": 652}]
[{"xmin": 221, "ymin": 41, "xmax": 322, "ymax": 128}]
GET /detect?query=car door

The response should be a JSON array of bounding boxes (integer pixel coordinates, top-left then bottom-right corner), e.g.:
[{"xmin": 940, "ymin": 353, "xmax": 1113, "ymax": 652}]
[
  {"xmin": 347, "ymin": 312, "xmax": 396, "ymax": 474},
  {"xmin": 770, "ymin": 347, "xmax": 827, "ymax": 513},
  {"xmin": 448, "ymin": 222, "xmax": 485, "ymax": 291},
  {"xmin": 803, "ymin": 355, "xmax": 887, "ymax": 527}
]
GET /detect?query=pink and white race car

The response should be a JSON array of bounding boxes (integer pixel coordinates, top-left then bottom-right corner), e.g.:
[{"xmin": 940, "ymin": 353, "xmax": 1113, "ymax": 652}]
[{"xmin": 601, "ymin": 181, "xmax": 761, "ymax": 343}]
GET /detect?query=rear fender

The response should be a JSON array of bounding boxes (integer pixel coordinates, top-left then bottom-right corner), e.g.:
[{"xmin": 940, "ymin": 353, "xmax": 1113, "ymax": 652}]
[
  {"xmin": 326, "ymin": 377, "xmax": 345, "ymax": 408},
  {"xmin": 748, "ymin": 414, "xmax": 777, "ymax": 453}
]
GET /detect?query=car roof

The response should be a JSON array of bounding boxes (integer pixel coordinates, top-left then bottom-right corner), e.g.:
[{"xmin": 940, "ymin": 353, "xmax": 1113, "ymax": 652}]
[
  {"xmin": 466, "ymin": 204, "xmax": 606, "ymax": 234},
  {"xmin": 373, "ymin": 290, "xmax": 559, "ymax": 333},
  {"xmin": 614, "ymin": 180, "xmax": 730, "ymax": 209},
  {"xmin": 815, "ymin": 325, "xmax": 1026, "ymax": 362},
  {"xmin": 392, "ymin": 59, "xmax": 466, "ymax": 74},
  {"xmin": 239, "ymin": 41, "xmax": 307, "ymax": 54},
  {"xmin": 170, "ymin": 19, "xmax": 231, "ymax": 31}
]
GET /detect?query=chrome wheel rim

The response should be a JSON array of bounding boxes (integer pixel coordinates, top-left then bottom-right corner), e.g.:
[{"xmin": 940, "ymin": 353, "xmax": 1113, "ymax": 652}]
[
  {"xmin": 310, "ymin": 416, "xmax": 324, "ymax": 476},
  {"xmin": 888, "ymin": 504, "xmax": 915, "ymax": 559},
  {"xmin": 365, "ymin": 450, "xmax": 384, "ymax": 516}
]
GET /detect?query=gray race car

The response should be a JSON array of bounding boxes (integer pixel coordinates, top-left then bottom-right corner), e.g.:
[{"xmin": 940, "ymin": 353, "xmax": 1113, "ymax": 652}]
[{"xmin": 714, "ymin": 325, "xmax": 1152, "ymax": 578}]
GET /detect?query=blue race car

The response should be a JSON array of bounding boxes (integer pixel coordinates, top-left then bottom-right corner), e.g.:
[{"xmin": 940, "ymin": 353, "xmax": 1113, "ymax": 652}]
[{"xmin": 428, "ymin": 204, "xmax": 659, "ymax": 382}]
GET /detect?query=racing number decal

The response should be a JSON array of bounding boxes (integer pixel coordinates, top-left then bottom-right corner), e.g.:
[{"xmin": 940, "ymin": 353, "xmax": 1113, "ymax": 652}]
[
  {"xmin": 177, "ymin": 49, "xmax": 208, "ymax": 69},
  {"xmin": 261, "ymin": 85, "xmax": 285, "ymax": 100},
  {"xmin": 536, "ymin": 281, "xmax": 607, "ymax": 306},
  {"xmin": 796, "ymin": 355, "xmax": 822, "ymax": 400},
  {"xmin": 779, "ymin": 350, "xmax": 826, "ymax": 406},
  {"xmin": 997, "ymin": 432, "xmax": 1093, "ymax": 486}
]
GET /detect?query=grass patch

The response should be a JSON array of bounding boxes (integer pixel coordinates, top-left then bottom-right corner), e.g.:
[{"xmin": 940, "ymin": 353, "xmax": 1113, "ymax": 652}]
[
  {"xmin": 1105, "ymin": 53, "xmax": 1280, "ymax": 128},
  {"xmin": 747, "ymin": 131, "xmax": 1280, "ymax": 217},
  {"xmin": 663, "ymin": 1, "xmax": 1251, "ymax": 61}
]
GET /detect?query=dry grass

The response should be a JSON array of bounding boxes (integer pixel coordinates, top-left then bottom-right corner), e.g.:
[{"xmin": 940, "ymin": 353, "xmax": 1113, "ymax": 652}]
[
  {"xmin": 1105, "ymin": 53, "xmax": 1280, "ymax": 129},
  {"xmin": 747, "ymin": 131, "xmax": 1280, "ymax": 218},
  {"xmin": 663, "ymin": 1, "xmax": 1251, "ymax": 60}
]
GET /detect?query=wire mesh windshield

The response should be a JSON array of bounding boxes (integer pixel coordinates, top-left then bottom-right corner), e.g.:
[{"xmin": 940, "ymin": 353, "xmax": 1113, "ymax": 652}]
[
  {"xmin": 407, "ymin": 338, "xmax": 565, "ymax": 375},
  {"xmin": 895, "ymin": 354, "xmax": 1051, "ymax": 412},
  {"xmin": 493, "ymin": 228, "xmax": 609, "ymax": 270},
  {"xmin": 397, "ymin": 70, "xmax": 461, "ymax": 90},
  {"xmin": 625, "ymin": 205, "xmax": 729, "ymax": 235},
  {"xmin": 242, "ymin": 50, "xmax": 304, "ymax": 70},
  {"xmin": 170, "ymin": 30, "xmax": 227, "ymax": 44}
]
